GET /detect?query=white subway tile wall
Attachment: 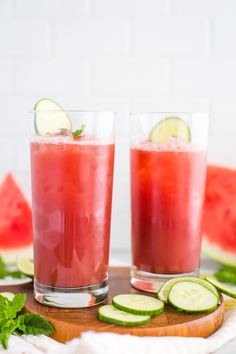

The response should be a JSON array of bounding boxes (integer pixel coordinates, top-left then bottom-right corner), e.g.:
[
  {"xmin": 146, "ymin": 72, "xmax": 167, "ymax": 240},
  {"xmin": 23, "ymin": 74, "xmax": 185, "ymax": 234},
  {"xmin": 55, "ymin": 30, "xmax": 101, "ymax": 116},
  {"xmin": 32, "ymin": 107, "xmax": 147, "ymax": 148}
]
[{"xmin": 0, "ymin": 0, "xmax": 235, "ymax": 249}]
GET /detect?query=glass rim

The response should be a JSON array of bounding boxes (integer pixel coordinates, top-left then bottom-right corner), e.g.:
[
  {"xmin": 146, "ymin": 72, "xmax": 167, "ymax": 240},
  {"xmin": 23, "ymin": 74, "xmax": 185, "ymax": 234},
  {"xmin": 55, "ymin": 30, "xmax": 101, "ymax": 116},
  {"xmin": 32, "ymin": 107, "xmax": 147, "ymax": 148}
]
[
  {"xmin": 29, "ymin": 110, "xmax": 117, "ymax": 115},
  {"xmin": 129, "ymin": 111, "xmax": 208, "ymax": 116}
]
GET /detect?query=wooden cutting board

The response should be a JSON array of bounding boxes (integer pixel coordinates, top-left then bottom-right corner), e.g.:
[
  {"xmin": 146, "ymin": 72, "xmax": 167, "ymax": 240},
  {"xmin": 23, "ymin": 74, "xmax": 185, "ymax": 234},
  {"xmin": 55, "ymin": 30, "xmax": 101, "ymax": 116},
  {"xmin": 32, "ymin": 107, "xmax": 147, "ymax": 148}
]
[{"xmin": 1, "ymin": 267, "xmax": 224, "ymax": 343}]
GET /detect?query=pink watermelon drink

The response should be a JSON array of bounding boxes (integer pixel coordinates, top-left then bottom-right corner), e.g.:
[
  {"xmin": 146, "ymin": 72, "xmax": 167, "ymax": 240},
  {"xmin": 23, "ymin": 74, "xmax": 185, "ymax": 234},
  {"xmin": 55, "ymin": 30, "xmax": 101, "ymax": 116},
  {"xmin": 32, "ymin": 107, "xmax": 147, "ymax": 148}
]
[
  {"xmin": 130, "ymin": 114, "xmax": 208, "ymax": 291},
  {"xmin": 31, "ymin": 139, "xmax": 114, "ymax": 288},
  {"xmin": 30, "ymin": 101, "xmax": 115, "ymax": 307},
  {"xmin": 131, "ymin": 146, "xmax": 207, "ymax": 275}
]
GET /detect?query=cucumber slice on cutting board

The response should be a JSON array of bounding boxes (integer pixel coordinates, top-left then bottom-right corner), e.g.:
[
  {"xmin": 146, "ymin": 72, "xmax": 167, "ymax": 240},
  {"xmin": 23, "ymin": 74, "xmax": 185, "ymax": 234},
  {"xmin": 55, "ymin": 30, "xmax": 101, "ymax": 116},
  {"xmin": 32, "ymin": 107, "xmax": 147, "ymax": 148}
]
[
  {"xmin": 149, "ymin": 117, "xmax": 191, "ymax": 144},
  {"xmin": 98, "ymin": 304, "xmax": 150, "ymax": 326},
  {"xmin": 158, "ymin": 277, "xmax": 219, "ymax": 303},
  {"xmin": 0, "ymin": 292, "xmax": 15, "ymax": 301},
  {"xmin": 205, "ymin": 277, "xmax": 236, "ymax": 299},
  {"xmin": 168, "ymin": 281, "xmax": 218, "ymax": 314},
  {"xmin": 34, "ymin": 98, "xmax": 72, "ymax": 136},
  {"xmin": 112, "ymin": 294, "xmax": 164, "ymax": 316}
]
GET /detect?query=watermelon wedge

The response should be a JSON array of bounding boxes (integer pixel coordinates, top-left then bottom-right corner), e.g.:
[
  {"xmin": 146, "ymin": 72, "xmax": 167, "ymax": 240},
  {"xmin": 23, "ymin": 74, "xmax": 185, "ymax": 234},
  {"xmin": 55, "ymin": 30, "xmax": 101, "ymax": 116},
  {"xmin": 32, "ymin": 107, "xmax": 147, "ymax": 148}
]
[
  {"xmin": 0, "ymin": 174, "xmax": 33, "ymax": 263},
  {"xmin": 202, "ymin": 165, "xmax": 236, "ymax": 266}
]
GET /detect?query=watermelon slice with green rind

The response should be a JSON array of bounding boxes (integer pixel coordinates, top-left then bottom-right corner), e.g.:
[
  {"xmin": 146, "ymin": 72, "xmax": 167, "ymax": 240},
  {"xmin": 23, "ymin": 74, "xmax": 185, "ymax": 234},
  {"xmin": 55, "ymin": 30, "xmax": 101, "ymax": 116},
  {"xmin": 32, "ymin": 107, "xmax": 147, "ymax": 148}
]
[
  {"xmin": 202, "ymin": 165, "xmax": 236, "ymax": 266},
  {"xmin": 0, "ymin": 174, "xmax": 33, "ymax": 263}
]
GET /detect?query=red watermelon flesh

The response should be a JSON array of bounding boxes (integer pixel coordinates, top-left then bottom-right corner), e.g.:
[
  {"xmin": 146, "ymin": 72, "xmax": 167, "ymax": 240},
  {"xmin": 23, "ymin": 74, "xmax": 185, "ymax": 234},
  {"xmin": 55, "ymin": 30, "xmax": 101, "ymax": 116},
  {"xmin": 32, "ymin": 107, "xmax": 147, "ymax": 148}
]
[
  {"xmin": 202, "ymin": 165, "xmax": 236, "ymax": 266},
  {"xmin": 0, "ymin": 174, "xmax": 32, "ymax": 250}
]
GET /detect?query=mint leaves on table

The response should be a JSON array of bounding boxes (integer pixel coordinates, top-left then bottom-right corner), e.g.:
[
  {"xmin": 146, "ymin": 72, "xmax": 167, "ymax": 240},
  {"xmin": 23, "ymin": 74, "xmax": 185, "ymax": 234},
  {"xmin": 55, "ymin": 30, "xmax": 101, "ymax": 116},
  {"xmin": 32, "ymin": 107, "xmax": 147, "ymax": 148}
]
[
  {"xmin": 214, "ymin": 265, "xmax": 236, "ymax": 285},
  {"xmin": 72, "ymin": 124, "xmax": 85, "ymax": 138},
  {"xmin": 17, "ymin": 313, "xmax": 53, "ymax": 335},
  {"xmin": 0, "ymin": 256, "xmax": 24, "ymax": 279},
  {"xmin": 0, "ymin": 293, "xmax": 54, "ymax": 349}
]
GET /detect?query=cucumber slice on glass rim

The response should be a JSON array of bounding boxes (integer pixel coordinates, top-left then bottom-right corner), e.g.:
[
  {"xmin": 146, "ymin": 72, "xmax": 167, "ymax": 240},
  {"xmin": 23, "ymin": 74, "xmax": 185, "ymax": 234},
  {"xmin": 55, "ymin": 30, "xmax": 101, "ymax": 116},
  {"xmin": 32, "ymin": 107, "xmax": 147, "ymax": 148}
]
[
  {"xmin": 157, "ymin": 276, "xmax": 219, "ymax": 303},
  {"xmin": 168, "ymin": 281, "xmax": 218, "ymax": 314},
  {"xmin": 149, "ymin": 117, "xmax": 191, "ymax": 144},
  {"xmin": 16, "ymin": 258, "xmax": 34, "ymax": 278},
  {"xmin": 98, "ymin": 304, "xmax": 150, "ymax": 326},
  {"xmin": 0, "ymin": 292, "xmax": 15, "ymax": 301},
  {"xmin": 34, "ymin": 98, "xmax": 72, "ymax": 136},
  {"xmin": 205, "ymin": 277, "xmax": 236, "ymax": 299},
  {"xmin": 112, "ymin": 294, "xmax": 164, "ymax": 316}
]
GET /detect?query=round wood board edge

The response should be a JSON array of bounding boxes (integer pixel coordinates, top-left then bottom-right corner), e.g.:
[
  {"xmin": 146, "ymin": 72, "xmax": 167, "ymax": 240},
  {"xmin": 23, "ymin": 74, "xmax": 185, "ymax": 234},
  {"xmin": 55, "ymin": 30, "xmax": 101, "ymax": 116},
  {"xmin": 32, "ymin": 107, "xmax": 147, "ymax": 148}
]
[{"xmin": 0, "ymin": 267, "xmax": 225, "ymax": 343}]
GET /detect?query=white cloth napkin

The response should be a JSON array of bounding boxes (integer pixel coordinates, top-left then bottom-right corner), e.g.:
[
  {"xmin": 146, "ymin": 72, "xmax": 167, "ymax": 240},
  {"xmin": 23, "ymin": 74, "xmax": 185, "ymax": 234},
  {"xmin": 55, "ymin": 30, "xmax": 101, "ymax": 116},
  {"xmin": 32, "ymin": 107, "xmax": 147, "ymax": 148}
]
[
  {"xmin": 3, "ymin": 307, "xmax": 236, "ymax": 354},
  {"xmin": 62, "ymin": 308, "xmax": 236, "ymax": 354}
]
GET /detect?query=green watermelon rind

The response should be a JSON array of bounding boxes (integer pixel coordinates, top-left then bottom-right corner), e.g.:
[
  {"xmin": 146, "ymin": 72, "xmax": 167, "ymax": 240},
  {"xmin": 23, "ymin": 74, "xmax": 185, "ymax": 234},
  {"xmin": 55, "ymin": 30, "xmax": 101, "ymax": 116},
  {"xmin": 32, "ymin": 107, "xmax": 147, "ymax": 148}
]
[
  {"xmin": 0, "ymin": 246, "xmax": 33, "ymax": 265},
  {"xmin": 202, "ymin": 237, "xmax": 236, "ymax": 267}
]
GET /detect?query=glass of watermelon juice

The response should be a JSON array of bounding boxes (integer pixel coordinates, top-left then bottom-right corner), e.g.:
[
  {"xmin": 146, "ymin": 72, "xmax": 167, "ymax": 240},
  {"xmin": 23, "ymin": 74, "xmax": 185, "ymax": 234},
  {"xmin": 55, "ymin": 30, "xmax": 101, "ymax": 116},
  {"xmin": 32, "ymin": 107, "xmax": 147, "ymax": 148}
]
[
  {"xmin": 130, "ymin": 113, "xmax": 208, "ymax": 292},
  {"xmin": 30, "ymin": 109, "xmax": 115, "ymax": 307}
]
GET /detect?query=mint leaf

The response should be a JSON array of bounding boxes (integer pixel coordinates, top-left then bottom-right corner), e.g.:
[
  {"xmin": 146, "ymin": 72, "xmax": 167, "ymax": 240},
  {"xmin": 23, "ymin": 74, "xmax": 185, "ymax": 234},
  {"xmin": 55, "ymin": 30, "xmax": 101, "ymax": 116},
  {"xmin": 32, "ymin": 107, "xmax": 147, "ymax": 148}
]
[
  {"xmin": 8, "ymin": 270, "xmax": 25, "ymax": 279},
  {"xmin": 0, "ymin": 256, "xmax": 24, "ymax": 280},
  {"xmin": 17, "ymin": 313, "xmax": 54, "ymax": 336},
  {"xmin": 0, "ymin": 331, "xmax": 10, "ymax": 350},
  {"xmin": 72, "ymin": 124, "xmax": 85, "ymax": 138},
  {"xmin": 0, "ymin": 256, "xmax": 5, "ymax": 270},
  {"xmin": 0, "ymin": 294, "xmax": 10, "ymax": 311},
  {"xmin": 0, "ymin": 293, "xmax": 26, "ymax": 322},
  {"xmin": 0, "ymin": 256, "xmax": 8, "ymax": 279},
  {"xmin": 0, "ymin": 295, "xmax": 11, "ymax": 323},
  {"xmin": 0, "ymin": 320, "xmax": 18, "ymax": 349},
  {"xmin": 9, "ymin": 294, "xmax": 26, "ymax": 318}
]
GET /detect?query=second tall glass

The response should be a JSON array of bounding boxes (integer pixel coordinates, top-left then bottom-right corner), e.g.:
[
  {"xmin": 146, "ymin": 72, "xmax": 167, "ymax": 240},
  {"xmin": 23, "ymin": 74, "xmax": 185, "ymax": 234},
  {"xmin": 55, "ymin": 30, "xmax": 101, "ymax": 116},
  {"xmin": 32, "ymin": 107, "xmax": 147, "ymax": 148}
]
[
  {"xmin": 30, "ymin": 110, "xmax": 115, "ymax": 307},
  {"xmin": 130, "ymin": 113, "xmax": 208, "ymax": 292}
]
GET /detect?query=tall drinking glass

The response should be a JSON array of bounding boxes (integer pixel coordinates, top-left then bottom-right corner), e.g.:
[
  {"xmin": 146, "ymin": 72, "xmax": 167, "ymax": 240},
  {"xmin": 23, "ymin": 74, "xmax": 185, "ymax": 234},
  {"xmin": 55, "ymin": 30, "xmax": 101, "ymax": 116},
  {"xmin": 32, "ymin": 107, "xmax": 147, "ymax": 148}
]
[
  {"xmin": 130, "ymin": 113, "xmax": 208, "ymax": 292},
  {"xmin": 30, "ymin": 111, "xmax": 115, "ymax": 307}
]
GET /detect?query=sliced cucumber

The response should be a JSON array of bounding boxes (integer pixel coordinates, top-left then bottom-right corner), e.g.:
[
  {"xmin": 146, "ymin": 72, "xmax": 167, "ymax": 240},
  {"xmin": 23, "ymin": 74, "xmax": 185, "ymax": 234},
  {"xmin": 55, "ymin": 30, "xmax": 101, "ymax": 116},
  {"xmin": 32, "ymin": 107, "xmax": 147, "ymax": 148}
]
[
  {"xmin": 0, "ymin": 292, "xmax": 15, "ymax": 301},
  {"xmin": 98, "ymin": 304, "xmax": 150, "ymax": 326},
  {"xmin": 16, "ymin": 258, "xmax": 34, "ymax": 278},
  {"xmin": 112, "ymin": 294, "xmax": 164, "ymax": 316},
  {"xmin": 149, "ymin": 117, "xmax": 191, "ymax": 144},
  {"xmin": 34, "ymin": 98, "xmax": 72, "ymax": 136},
  {"xmin": 157, "ymin": 276, "xmax": 219, "ymax": 303},
  {"xmin": 168, "ymin": 281, "xmax": 218, "ymax": 314},
  {"xmin": 205, "ymin": 277, "xmax": 236, "ymax": 299}
]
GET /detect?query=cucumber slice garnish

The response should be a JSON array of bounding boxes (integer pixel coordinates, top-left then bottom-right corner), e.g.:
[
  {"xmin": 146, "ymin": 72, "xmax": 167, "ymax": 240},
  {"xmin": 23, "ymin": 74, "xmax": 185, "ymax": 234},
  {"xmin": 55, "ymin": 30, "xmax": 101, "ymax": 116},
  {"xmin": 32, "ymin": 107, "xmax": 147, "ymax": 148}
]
[
  {"xmin": 16, "ymin": 258, "xmax": 34, "ymax": 278},
  {"xmin": 149, "ymin": 117, "xmax": 191, "ymax": 144},
  {"xmin": 205, "ymin": 277, "xmax": 236, "ymax": 299},
  {"xmin": 0, "ymin": 292, "xmax": 15, "ymax": 301},
  {"xmin": 157, "ymin": 276, "xmax": 219, "ymax": 303},
  {"xmin": 112, "ymin": 294, "xmax": 164, "ymax": 316},
  {"xmin": 98, "ymin": 304, "xmax": 150, "ymax": 326},
  {"xmin": 168, "ymin": 281, "xmax": 218, "ymax": 314},
  {"xmin": 34, "ymin": 98, "xmax": 72, "ymax": 136}
]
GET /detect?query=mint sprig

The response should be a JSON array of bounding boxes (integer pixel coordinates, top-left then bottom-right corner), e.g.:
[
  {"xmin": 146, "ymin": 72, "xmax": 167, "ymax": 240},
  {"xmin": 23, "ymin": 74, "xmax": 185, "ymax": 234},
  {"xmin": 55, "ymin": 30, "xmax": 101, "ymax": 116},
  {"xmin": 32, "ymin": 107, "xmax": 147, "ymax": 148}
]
[
  {"xmin": 72, "ymin": 124, "xmax": 85, "ymax": 138},
  {"xmin": 17, "ymin": 313, "xmax": 53, "ymax": 335},
  {"xmin": 0, "ymin": 293, "xmax": 54, "ymax": 349},
  {"xmin": 0, "ymin": 256, "xmax": 24, "ymax": 279}
]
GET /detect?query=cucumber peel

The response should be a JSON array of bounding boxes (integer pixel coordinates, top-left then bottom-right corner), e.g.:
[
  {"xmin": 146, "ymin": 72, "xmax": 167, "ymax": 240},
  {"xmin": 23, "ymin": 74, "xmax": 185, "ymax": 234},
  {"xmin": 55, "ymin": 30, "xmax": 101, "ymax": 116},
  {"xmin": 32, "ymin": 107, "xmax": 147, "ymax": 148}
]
[
  {"xmin": 149, "ymin": 117, "xmax": 191, "ymax": 144},
  {"xmin": 34, "ymin": 98, "xmax": 72, "ymax": 136},
  {"xmin": 98, "ymin": 304, "xmax": 151, "ymax": 326},
  {"xmin": 205, "ymin": 277, "xmax": 236, "ymax": 299},
  {"xmin": 112, "ymin": 294, "xmax": 164, "ymax": 316},
  {"xmin": 157, "ymin": 276, "xmax": 219, "ymax": 303},
  {"xmin": 168, "ymin": 281, "xmax": 218, "ymax": 314}
]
